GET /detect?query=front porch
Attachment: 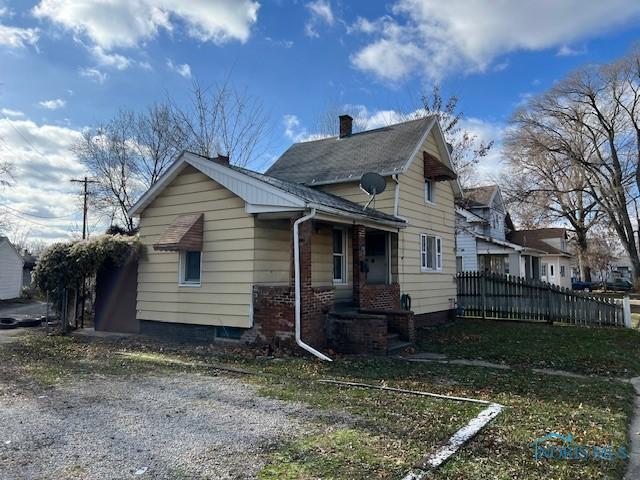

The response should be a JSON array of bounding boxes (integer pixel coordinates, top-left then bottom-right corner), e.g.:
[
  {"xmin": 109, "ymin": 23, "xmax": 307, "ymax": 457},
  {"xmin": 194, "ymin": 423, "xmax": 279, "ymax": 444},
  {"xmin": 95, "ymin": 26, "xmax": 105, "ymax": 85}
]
[{"xmin": 250, "ymin": 214, "xmax": 414, "ymax": 355}]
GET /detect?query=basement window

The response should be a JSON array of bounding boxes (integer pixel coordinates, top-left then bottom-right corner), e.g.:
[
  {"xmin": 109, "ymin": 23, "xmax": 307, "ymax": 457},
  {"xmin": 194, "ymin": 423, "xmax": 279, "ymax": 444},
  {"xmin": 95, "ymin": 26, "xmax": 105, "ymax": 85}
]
[{"xmin": 179, "ymin": 250, "xmax": 202, "ymax": 286}]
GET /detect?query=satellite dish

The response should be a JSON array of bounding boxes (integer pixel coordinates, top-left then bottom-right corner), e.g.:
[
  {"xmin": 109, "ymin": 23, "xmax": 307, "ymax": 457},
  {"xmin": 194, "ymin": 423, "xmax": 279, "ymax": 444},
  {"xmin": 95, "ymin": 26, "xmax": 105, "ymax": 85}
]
[
  {"xmin": 360, "ymin": 172, "xmax": 386, "ymax": 210},
  {"xmin": 360, "ymin": 172, "xmax": 386, "ymax": 195}
]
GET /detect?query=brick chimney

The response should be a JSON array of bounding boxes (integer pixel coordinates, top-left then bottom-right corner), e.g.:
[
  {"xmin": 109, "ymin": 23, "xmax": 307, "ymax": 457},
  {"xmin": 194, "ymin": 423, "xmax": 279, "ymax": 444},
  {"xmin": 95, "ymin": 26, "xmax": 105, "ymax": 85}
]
[
  {"xmin": 215, "ymin": 154, "xmax": 229, "ymax": 165},
  {"xmin": 339, "ymin": 115, "xmax": 353, "ymax": 138}
]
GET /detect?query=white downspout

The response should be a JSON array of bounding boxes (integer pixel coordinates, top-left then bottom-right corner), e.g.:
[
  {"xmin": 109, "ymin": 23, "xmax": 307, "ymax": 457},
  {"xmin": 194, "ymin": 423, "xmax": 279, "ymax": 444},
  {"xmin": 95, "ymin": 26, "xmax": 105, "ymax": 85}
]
[
  {"xmin": 392, "ymin": 174, "xmax": 400, "ymax": 217},
  {"xmin": 294, "ymin": 208, "xmax": 332, "ymax": 362}
]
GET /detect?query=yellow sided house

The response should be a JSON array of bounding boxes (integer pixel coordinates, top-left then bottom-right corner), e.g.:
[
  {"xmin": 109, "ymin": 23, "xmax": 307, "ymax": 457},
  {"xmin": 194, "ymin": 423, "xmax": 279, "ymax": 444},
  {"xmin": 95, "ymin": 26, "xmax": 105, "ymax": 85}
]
[{"xmin": 128, "ymin": 115, "xmax": 460, "ymax": 356}]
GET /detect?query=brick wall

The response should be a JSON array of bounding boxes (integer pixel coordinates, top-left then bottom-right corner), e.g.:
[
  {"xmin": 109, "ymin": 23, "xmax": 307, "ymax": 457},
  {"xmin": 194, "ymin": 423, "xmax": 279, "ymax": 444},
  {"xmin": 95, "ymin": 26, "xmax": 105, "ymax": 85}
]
[
  {"xmin": 414, "ymin": 309, "xmax": 456, "ymax": 328},
  {"xmin": 244, "ymin": 285, "xmax": 296, "ymax": 346},
  {"xmin": 246, "ymin": 284, "xmax": 334, "ymax": 348},
  {"xmin": 386, "ymin": 310, "xmax": 415, "ymax": 343},
  {"xmin": 359, "ymin": 283, "xmax": 401, "ymax": 310},
  {"xmin": 328, "ymin": 312, "xmax": 388, "ymax": 354}
]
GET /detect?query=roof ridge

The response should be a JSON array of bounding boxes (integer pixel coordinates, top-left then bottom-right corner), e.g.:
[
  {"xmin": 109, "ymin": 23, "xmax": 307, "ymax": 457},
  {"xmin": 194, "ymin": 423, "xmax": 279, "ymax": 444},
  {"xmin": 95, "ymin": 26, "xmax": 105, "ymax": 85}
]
[{"xmin": 289, "ymin": 115, "xmax": 434, "ymax": 147}]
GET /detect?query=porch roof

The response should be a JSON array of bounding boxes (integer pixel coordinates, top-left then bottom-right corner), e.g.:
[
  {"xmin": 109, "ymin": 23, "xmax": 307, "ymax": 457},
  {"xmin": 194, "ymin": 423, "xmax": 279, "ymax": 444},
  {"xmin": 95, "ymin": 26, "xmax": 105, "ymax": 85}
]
[
  {"xmin": 129, "ymin": 151, "xmax": 407, "ymax": 229},
  {"xmin": 473, "ymin": 232, "xmax": 546, "ymax": 255}
]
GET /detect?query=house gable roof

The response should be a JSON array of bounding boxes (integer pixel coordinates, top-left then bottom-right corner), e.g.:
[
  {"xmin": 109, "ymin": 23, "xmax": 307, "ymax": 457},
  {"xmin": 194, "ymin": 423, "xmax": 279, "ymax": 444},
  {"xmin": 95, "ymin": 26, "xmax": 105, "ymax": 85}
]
[
  {"xmin": 0, "ymin": 236, "xmax": 25, "ymax": 265},
  {"xmin": 463, "ymin": 185, "xmax": 499, "ymax": 209},
  {"xmin": 507, "ymin": 228, "xmax": 571, "ymax": 256},
  {"xmin": 128, "ymin": 151, "xmax": 405, "ymax": 228},
  {"xmin": 267, "ymin": 116, "xmax": 437, "ymax": 185}
]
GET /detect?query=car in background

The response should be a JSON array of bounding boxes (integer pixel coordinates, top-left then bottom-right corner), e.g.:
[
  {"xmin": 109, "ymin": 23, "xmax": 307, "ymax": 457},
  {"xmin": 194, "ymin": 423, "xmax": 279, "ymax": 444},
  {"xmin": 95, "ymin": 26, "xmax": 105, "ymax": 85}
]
[
  {"xmin": 572, "ymin": 280, "xmax": 594, "ymax": 291},
  {"xmin": 604, "ymin": 278, "xmax": 634, "ymax": 292}
]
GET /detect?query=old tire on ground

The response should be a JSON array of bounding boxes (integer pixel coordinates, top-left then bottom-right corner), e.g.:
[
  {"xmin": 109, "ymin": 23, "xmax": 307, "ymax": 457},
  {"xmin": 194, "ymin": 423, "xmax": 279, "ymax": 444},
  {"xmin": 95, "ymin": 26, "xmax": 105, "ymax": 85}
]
[
  {"xmin": 17, "ymin": 317, "xmax": 43, "ymax": 328},
  {"xmin": 0, "ymin": 317, "xmax": 18, "ymax": 330}
]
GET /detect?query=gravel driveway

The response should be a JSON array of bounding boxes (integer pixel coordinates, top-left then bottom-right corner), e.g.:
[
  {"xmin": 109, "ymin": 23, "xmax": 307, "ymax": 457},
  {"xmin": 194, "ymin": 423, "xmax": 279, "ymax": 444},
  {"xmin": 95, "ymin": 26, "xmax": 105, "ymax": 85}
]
[{"xmin": 0, "ymin": 373, "xmax": 323, "ymax": 479}]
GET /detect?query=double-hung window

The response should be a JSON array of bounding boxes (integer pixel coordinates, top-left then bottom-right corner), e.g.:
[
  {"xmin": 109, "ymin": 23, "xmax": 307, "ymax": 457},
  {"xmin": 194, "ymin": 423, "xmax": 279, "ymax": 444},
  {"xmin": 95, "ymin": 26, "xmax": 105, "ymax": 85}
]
[
  {"xmin": 424, "ymin": 180, "xmax": 435, "ymax": 203},
  {"xmin": 420, "ymin": 234, "xmax": 442, "ymax": 272},
  {"xmin": 179, "ymin": 250, "xmax": 202, "ymax": 286},
  {"xmin": 332, "ymin": 228, "xmax": 346, "ymax": 284}
]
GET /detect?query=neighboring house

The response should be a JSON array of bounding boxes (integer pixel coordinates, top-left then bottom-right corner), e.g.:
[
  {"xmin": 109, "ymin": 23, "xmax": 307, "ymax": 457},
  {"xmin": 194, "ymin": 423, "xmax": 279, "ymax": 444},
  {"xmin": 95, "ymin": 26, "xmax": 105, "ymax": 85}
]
[
  {"xmin": 455, "ymin": 185, "xmax": 542, "ymax": 279},
  {"xmin": 128, "ymin": 115, "xmax": 460, "ymax": 352},
  {"xmin": 609, "ymin": 253, "xmax": 633, "ymax": 281},
  {"xmin": 0, "ymin": 236, "xmax": 25, "ymax": 300},
  {"xmin": 507, "ymin": 228, "xmax": 573, "ymax": 288}
]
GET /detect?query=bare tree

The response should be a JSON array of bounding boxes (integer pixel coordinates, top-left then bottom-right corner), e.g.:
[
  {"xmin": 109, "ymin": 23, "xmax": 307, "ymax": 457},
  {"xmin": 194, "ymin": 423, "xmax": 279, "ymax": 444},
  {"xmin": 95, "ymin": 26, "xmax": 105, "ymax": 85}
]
[
  {"xmin": 171, "ymin": 79, "xmax": 270, "ymax": 167},
  {"xmin": 504, "ymin": 104, "xmax": 600, "ymax": 280},
  {"xmin": 504, "ymin": 47, "xmax": 640, "ymax": 284},
  {"xmin": 73, "ymin": 110, "xmax": 141, "ymax": 233},
  {"xmin": 134, "ymin": 102, "xmax": 186, "ymax": 186},
  {"xmin": 584, "ymin": 226, "xmax": 621, "ymax": 284},
  {"xmin": 420, "ymin": 86, "xmax": 494, "ymax": 185},
  {"xmin": 0, "ymin": 160, "xmax": 13, "ymax": 230}
]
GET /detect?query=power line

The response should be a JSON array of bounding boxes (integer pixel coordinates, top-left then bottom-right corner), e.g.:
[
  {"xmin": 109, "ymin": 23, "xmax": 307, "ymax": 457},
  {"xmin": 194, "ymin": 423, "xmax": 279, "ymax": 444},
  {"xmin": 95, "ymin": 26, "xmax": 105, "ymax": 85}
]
[
  {"xmin": 0, "ymin": 202, "xmax": 78, "ymax": 219},
  {"xmin": 4, "ymin": 116, "xmax": 49, "ymax": 161},
  {"xmin": 0, "ymin": 209, "xmax": 71, "ymax": 228}
]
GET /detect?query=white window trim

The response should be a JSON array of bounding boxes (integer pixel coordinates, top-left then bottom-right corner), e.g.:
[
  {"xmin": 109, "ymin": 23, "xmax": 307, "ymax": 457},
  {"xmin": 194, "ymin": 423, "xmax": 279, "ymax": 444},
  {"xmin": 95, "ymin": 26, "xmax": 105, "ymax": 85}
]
[
  {"xmin": 424, "ymin": 180, "xmax": 435, "ymax": 204},
  {"xmin": 332, "ymin": 228, "xmax": 348, "ymax": 285},
  {"xmin": 178, "ymin": 250, "xmax": 203, "ymax": 287},
  {"xmin": 420, "ymin": 233, "xmax": 443, "ymax": 272}
]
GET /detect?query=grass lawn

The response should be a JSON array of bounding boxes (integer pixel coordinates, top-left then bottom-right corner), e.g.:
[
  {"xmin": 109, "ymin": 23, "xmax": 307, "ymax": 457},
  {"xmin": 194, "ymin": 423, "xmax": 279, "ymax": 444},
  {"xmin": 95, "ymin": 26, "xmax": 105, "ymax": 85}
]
[
  {"xmin": 0, "ymin": 331, "xmax": 635, "ymax": 479},
  {"xmin": 418, "ymin": 318, "xmax": 640, "ymax": 377}
]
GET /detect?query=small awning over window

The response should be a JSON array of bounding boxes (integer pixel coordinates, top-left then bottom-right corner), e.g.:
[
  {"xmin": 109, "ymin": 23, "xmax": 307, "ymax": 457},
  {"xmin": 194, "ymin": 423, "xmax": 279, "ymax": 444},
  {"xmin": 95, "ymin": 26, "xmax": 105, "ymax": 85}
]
[
  {"xmin": 153, "ymin": 213, "xmax": 204, "ymax": 252},
  {"xmin": 423, "ymin": 151, "xmax": 457, "ymax": 181}
]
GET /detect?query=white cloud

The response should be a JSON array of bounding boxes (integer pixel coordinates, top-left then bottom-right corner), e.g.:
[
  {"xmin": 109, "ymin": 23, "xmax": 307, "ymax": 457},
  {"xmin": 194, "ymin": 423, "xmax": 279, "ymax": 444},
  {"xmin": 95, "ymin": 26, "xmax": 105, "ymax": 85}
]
[
  {"xmin": 351, "ymin": 0, "xmax": 640, "ymax": 81},
  {"xmin": 556, "ymin": 45, "xmax": 587, "ymax": 57},
  {"xmin": 90, "ymin": 45, "xmax": 132, "ymax": 70},
  {"xmin": 305, "ymin": 0, "xmax": 334, "ymax": 38},
  {"xmin": 33, "ymin": 0, "xmax": 260, "ymax": 50},
  {"xmin": 79, "ymin": 67, "xmax": 107, "ymax": 84},
  {"xmin": 0, "ymin": 23, "xmax": 38, "ymax": 48},
  {"xmin": 1, "ymin": 108, "xmax": 24, "ymax": 117},
  {"xmin": 457, "ymin": 117, "xmax": 507, "ymax": 183},
  {"xmin": 38, "ymin": 98, "xmax": 66, "ymax": 110},
  {"xmin": 0, "ymin": 117, "xmax": 88, "ymax": 243},
  {"xmin": 167, "ymin": 59, "xmax": 191, "ymax": 78},
  {"xmin": 283, "ymin": 114, "xmax": 328, "ymax": 142}
]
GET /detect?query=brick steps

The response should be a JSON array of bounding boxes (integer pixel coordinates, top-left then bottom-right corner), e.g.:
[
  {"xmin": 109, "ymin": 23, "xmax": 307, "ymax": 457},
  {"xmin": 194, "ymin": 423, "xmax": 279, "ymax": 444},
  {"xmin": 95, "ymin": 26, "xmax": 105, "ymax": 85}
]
[{"xmin": 387, "ymin": 333, "xmax": 412, "ymax": 354}]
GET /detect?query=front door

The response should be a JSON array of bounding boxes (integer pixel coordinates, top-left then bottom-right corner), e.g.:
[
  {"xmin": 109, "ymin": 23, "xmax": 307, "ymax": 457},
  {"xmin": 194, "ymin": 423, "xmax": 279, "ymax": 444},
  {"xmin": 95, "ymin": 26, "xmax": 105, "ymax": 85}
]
[{"xmin": 365, "ymin": 231, "xmax": 388, "ymax": 284}]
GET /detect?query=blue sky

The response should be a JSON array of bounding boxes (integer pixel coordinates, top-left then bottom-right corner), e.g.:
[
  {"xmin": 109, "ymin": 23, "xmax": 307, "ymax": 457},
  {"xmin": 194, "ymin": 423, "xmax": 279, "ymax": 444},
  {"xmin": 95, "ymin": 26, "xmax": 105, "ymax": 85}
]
[{"xmin": 1, "ymin": 0, "xmax": 640, "ymax": 242}]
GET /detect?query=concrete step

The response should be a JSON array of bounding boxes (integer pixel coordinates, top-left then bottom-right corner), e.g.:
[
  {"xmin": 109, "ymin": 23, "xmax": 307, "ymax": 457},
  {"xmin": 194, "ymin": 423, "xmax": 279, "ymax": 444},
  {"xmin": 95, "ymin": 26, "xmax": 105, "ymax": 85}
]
[{"xmin": 388, "ymin": 339, "xmax": 412, "ymax": 354}]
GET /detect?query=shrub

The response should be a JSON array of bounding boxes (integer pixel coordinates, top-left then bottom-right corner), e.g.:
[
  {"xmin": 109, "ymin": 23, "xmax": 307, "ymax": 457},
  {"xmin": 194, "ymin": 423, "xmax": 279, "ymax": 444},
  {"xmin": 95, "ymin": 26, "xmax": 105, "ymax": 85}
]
[{"xmin": 33, "ymin": 235, "xmax": 140, "ymax": 313}]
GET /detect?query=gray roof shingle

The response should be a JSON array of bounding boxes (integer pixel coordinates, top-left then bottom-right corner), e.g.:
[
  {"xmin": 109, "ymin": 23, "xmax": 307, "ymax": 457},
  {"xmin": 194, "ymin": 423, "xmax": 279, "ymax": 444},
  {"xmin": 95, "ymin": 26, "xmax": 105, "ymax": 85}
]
[{"xmin": 266, "ymin": 116, "xmax": 435, "ymax": 185}]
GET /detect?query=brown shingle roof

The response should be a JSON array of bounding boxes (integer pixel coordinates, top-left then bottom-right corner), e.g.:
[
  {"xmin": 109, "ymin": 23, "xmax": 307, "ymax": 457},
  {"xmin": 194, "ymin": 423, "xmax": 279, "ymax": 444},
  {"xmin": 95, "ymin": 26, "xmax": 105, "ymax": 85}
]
[
  {"xmin": 463, "ymin": 185, "xmax": 497, "ymax": 207},
  {"xmin": 424, "ymin": 151, "xmax": 456, "ymax": 180},
  {"xmin": 507, "ymin": 228, "xmax": 568, "ymax": 255},
  {"xmin": 153, "ymin": 213, "xmax": 204, "ymax": 251}
]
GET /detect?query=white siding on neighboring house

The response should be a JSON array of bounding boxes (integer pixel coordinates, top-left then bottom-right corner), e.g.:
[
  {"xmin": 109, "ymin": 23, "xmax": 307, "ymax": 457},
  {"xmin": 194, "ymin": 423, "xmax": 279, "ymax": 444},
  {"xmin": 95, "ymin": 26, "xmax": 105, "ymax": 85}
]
[
  {"xmin": 0, "ymin": 240, "xmax": 24, "ymax": 300},
  {"xmin": 455, "ymin": 228, "xmax": 478, "ymax": 272}
]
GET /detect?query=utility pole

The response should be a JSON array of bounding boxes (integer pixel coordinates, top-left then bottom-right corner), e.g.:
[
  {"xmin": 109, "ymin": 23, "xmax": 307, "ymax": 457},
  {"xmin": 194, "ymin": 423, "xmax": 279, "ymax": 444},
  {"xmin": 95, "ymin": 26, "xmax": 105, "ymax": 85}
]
[
  {"xmin": 70, "ymin": 177, "xmax": 97, "ymax": 329},
  {"xmin": 70, "ymin": 177, "xmax": 97, "ymax": 239}
]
